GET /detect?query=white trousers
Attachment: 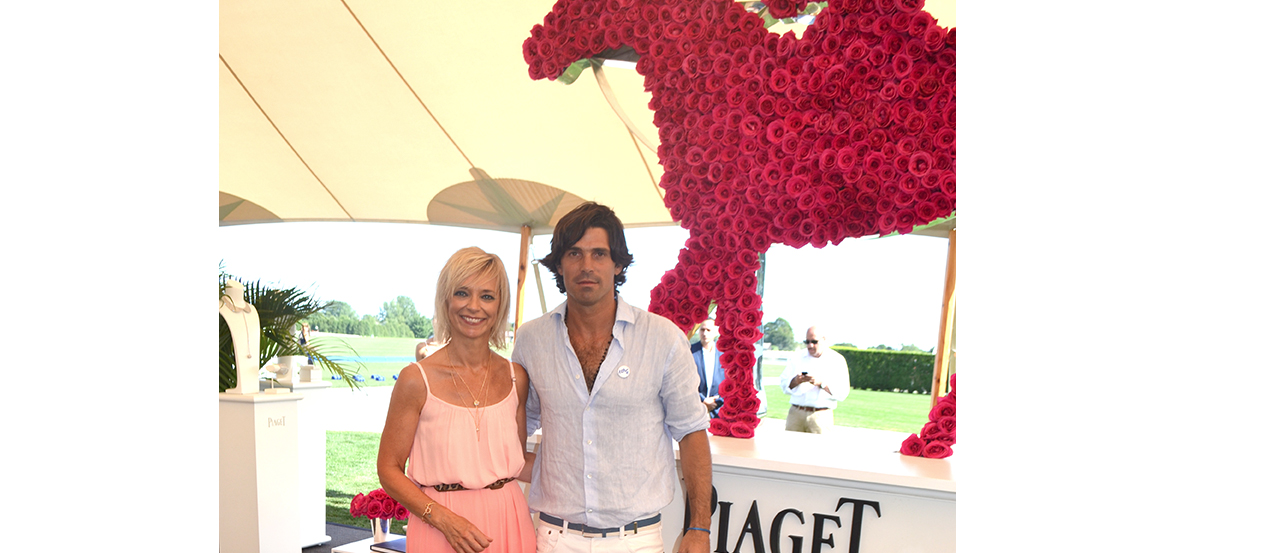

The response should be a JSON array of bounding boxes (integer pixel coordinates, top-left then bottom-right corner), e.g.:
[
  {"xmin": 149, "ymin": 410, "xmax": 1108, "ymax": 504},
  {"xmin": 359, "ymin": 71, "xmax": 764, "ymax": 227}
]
[{"xmin": 535, "ymin": 522, "xmax": 664, "ymax": 553}]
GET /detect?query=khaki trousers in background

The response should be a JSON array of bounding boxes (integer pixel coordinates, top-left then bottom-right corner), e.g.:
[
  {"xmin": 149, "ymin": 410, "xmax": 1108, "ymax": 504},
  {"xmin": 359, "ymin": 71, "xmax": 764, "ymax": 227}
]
[{"xmin": 785, "ymin": 406, "xmax": 834, "ymax": 433}]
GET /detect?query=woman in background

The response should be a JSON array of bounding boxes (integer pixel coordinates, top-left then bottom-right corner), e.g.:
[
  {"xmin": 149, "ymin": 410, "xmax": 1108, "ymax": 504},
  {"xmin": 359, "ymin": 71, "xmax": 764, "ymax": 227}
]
[{"xmin": 378, "ymin": 247, "xmax": 534, "ymax": 553}]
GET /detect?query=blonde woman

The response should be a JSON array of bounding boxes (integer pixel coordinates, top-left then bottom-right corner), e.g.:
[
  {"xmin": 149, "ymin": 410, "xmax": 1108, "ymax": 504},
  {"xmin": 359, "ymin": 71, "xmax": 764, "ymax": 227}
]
[{"xmin": 379, "ymin": 247, "xmax": 534, "ymax": 553}]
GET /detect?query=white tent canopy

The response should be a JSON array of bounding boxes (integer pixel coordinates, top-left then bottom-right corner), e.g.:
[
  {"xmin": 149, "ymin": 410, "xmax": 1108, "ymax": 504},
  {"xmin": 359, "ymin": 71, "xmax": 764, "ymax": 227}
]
[
  {"xmin": 220, "ymin": 0, "xmax": 955, "ymax": 233},
  {"xmin": 220, "ymin": 0, "xmax": 676, "ymax": 232}
]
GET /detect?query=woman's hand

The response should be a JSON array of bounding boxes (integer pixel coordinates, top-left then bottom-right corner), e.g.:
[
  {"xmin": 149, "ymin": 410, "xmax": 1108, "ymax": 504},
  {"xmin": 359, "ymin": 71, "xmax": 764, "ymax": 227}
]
[{"xmin": 428, "ymin": 506, "xmax": 493, "ymax": 553}]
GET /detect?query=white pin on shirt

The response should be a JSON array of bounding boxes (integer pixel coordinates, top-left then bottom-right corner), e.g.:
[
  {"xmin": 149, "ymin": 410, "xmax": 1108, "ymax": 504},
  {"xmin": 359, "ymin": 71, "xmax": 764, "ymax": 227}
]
[{"xmin": 617, "ymin": 366, "xmax": 630, "ymax": 378}]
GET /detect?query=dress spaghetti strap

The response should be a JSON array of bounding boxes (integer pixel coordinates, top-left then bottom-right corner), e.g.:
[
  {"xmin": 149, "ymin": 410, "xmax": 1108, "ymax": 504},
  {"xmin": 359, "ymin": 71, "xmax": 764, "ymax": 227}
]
[{"xmin": 412, "ymin": 361, "xmax": 432, "ymax": 390}]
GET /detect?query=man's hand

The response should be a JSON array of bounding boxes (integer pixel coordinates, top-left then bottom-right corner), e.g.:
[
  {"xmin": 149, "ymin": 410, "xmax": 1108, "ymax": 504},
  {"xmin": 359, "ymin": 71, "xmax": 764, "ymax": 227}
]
[
  {"xmin": 677, "ymin": 527, "xmax": 711, "ymax": 553},
  {"xmin": 790, "ymin": 373, "xmax": 816, "ymax": 388},
  {"xmin": 703, "ymin": 397, "xmax": 718, "ymax": 410}
]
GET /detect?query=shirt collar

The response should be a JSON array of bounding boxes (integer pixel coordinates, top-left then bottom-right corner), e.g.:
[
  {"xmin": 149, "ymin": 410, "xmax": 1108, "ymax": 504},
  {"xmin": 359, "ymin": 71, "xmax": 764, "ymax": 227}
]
[{"xmin": 549, "ymin": 295, "xmax": 634, "ymax": 327}]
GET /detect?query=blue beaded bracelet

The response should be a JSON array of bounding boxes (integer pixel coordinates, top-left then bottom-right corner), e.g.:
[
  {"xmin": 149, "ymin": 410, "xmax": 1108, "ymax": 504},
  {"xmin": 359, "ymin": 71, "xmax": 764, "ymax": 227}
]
[{"xmin": 688, "ymin": 527, "xmax": 710, "ymax": 534}]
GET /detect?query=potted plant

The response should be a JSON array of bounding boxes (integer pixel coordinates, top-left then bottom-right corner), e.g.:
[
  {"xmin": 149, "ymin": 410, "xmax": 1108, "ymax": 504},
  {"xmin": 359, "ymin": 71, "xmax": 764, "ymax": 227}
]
[{"xmin": 219, "ymin": 266, "xmax": 363, "ymax": 392}]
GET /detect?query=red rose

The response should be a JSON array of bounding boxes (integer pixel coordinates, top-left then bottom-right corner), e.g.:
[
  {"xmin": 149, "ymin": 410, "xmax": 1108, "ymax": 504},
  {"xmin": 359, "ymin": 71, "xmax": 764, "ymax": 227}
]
[
  {"xmin": 937, "ymin": 414, "xmax": 955, "ymax": 435},
  {"xmin": 933, "ymin": 127, "xmax": 956, "ymax": 151},
  {"xmin": 909, "ymin": 152, "xmax": 933, "ymax": 176},
  {"xmin": 930, "ymin": 400, "xmax": 955, "ymax": 420},
  {"xmin": 915, "ymin": 201, "xmax": 937, "ymax": 221},
  {"xmin": 709, "ymin": 418, "xmax": 733, "ymax": 436},
  {"xmin": 917, "ymin": 75, "xmax": 940, "ymax": 97},
  {"xmin": 900, "ymin": 434, "xmax": 925, "ymax": 456},
  {"xmin": 365, "ymin": 498, "xmax": 385, "ymax": 519},
  {"xmin": 867, "ymin": 129, "xmax": 888, "ymax": 150},
  {"xmin": 909, "ymin": 11, "xmax": 934, "ymax": 35},
  {"xmin": 876, "ymin": 197, "xmax": 895, "ymax": 214},
  {"xmin": 921, "ymin": 441, "xmax": 952, "ymax": 459},
  {"xmin": 923, "ymin": 25, "xmax": 947, "ymax": 51},
  {"xmin": 350, "ymin": 493, "xmax": 367, "ymax": 517},
  {"xmin": 921, "ymin": 421, "xmax": 943, "ymax": 439},
  {"xmin": 897, "ymin": 0, "xmax": 925, "ymax": 13},
  {"xmin": 866, "ymin": 45, "xmax": 887, "ymax": 68},
  {"xmin": 729, "ymin": 421, "xmax": 756, "ymax": 439},
  {"xmin": 878, "ymin": 213, "xmax": 898, "ymax": 233},
  {"xmin": 735, "ymin": 410, "xmax": 760, "ymax": 427}
]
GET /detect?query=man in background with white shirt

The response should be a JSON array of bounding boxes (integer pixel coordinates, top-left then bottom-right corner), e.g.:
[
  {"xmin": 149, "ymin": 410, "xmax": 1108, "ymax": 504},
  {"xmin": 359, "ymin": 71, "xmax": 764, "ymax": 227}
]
[{"xmin": 778, "ymin": 326, "xmax": 850, "ymax": 434}]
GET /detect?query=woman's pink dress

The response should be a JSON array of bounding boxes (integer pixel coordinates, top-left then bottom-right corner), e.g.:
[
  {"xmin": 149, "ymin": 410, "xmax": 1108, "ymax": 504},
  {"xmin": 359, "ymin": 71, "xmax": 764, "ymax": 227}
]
[{"xmin": 406, "ymin": 360, "xmax": 535, "ymax": 553}]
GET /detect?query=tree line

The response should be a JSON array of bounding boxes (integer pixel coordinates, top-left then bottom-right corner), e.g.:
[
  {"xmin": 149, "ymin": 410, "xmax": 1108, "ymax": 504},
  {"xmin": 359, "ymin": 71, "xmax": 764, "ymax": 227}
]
[
  {"xmin": 761, "ymin": 318, "xmax": 933, "ymax": 353},
  {"xmin": 305, "ymin": 299, "xmax": 925, "ymax": 351},
  {"xmin": 306, "ymin": 296, "xmax": 433, "ymax": 339}
]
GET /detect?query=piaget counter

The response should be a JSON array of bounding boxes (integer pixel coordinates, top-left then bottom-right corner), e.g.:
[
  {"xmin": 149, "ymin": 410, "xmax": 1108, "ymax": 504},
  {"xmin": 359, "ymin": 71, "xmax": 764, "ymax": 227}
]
[
  {"xmin": 523, "ymin": 418, "xmax": 954, "ymax": 553},
  {"xmin": 661, "ymin": 422, "xmax": 954, "ymax": 553}
]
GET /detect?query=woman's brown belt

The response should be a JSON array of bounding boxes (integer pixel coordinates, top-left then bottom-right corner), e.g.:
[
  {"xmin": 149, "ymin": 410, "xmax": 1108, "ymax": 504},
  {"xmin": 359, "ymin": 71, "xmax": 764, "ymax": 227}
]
[{"xmin": 432, "ymin": 477, "xmax": 517, "ymax": 492}]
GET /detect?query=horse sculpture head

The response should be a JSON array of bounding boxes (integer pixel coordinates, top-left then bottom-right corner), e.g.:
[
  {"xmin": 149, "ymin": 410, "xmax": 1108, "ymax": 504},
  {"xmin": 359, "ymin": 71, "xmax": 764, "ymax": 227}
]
[{"xmin": 525, "ymin": 0, "xmax": 955, "ymax": 437}]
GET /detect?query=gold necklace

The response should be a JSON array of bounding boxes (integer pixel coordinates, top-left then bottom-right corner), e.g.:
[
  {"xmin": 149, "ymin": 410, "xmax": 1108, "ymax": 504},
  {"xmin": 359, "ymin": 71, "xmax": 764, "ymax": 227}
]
[
  {"xmin": 448, "ymin": 349, "xmax": 491, "ymax": 440},
  {"xmin": 221, "ymin": 297, "xmax": 255, "ymax": 360}
]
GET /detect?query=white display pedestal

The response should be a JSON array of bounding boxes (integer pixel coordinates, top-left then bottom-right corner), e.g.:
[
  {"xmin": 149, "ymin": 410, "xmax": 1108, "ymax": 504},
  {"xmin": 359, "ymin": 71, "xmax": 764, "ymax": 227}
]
[
  {"xmin": 333, "ymin": 534, "xmax": 405, "ymax": 553},
  {"xmin": 221, "ymin": 391, "xmax": 304, "ymax": 553},
  {"xmin": 275, "ymin": 376, "xmax": 334, "ymax": 547}
]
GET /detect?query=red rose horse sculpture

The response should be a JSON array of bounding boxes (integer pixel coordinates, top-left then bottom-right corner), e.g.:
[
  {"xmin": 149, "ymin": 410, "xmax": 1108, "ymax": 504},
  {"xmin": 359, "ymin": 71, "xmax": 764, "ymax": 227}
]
[{"xmin": 525, "ymin": 0, "xmax": 955, "ymax": 438}]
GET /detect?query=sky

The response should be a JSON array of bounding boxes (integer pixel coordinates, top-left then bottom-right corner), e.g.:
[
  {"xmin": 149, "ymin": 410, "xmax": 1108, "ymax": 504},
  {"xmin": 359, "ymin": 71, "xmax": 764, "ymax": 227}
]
[{"xmin": 217, "ymin": 221, "xmax": 952, "ymax": 351}]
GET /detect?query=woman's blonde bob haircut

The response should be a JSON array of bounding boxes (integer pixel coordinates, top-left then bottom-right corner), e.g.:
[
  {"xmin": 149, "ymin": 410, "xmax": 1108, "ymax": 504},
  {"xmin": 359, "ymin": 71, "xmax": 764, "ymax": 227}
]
[{"xmin": 433, "ymin": 247, "xmax": 511, "ymax": 350}]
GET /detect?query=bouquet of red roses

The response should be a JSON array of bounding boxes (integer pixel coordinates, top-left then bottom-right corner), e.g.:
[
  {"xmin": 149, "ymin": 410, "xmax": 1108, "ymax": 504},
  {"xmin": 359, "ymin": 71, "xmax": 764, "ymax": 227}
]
[
  {"xmin": 349, "ymin": 488, "xmax": 409, "ymax": 521},
  {"xmin": 900, "ymin": 373, "xmax": 956, "ymax": 459}
]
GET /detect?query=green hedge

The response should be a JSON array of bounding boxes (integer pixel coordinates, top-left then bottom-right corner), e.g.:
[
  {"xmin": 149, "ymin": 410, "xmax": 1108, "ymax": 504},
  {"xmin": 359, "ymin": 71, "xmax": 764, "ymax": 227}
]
[{"xmin": 835, "ymin": 346, "xmax": 935, "ymax": 394}]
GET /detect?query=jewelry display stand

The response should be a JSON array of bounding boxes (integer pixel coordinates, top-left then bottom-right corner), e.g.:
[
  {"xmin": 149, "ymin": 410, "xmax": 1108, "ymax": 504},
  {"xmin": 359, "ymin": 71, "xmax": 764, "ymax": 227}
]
[
  {"xmin": 220, "ymin": 391, "xmax": 304, "ymax": 553},
  {"xmin": 274, "ymin": 366, "xmax": 334, "ymax": 548},
  {"xmin": 220, "ymin": 282, "xmax": 304, "ymax": 553}
]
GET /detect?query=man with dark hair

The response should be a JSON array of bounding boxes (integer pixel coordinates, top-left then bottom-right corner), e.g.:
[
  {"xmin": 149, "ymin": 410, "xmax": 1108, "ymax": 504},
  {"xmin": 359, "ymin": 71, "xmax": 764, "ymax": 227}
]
[
  {"xmin": 513, "ymin": 202, "xmax": 714, "ymax": 553},
  {"xmin": 538, "ymin": 201, "xmax": 635, "ymax": 294},
  {"xmin": 692, "ymin": 318, "xmax": 724, "ymax": 419}
]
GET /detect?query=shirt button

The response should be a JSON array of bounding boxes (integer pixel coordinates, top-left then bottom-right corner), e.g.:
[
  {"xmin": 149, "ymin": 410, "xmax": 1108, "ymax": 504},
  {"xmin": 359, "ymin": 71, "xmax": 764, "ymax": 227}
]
[
  {"xmin": 588, "ymin": 509, "xmax": 593, "ymax": 513},
  {"xmin": 587, "ymin": 440, "xmax": 592, "ymax": 445},
  {"xmin": 586, "ymin": 474, "xmax": 592, "ymax": 478}
]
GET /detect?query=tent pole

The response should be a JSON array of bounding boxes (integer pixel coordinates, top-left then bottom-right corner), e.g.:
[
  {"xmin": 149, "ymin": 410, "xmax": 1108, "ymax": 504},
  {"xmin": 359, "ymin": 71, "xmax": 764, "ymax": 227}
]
[
  {"xmin": 515, "ymin": 225, "xmax": 531, "ymax": 342},
  {"xmin": 931, "ymin": 228, "xmax": 957, "ymax": 407}
]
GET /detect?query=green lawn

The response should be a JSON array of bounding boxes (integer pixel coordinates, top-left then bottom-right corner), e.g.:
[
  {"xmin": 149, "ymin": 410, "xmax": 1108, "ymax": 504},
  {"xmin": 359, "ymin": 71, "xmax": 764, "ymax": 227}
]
[
  {"xmin": 760, "ymin": 360, "xmax": 932, "ymax": 432},
  {"xmin": 326, "ymin": 431, "xmax": 408, "ymax": 534},
  {"xmin": 310, "ymin": 334, "xmax": 511, "ymax": 388}
]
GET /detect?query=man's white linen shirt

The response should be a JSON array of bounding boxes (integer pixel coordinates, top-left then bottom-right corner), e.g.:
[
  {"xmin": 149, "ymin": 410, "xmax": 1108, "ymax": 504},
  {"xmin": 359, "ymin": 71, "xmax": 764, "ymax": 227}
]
[
  {"xmin": 513, "ymin": 295, "xmax": 710, "ymax": 528},
  {"xmin": 778, "ymin": 350, "xmax": 851, "ymax": 409}
]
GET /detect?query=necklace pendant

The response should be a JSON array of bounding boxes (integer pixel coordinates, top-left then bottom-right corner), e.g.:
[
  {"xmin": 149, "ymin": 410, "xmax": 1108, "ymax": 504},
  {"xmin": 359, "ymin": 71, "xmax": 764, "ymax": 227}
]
[{"xmin": 473, "ymin": 400, "xmax": 480, "ymax": 406}]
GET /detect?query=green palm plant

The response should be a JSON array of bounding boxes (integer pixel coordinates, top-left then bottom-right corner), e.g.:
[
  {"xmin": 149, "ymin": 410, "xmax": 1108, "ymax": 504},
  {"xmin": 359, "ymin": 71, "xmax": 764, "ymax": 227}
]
[{"xmin": 219, "ymin": 268, "xmax": 363, "ymax": 392}]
